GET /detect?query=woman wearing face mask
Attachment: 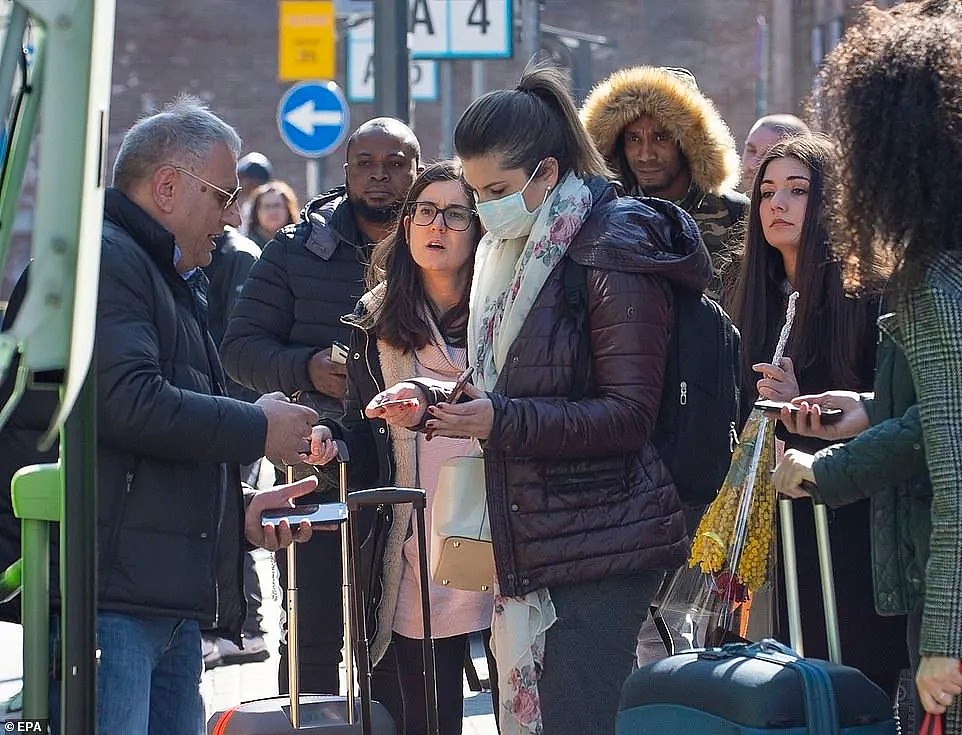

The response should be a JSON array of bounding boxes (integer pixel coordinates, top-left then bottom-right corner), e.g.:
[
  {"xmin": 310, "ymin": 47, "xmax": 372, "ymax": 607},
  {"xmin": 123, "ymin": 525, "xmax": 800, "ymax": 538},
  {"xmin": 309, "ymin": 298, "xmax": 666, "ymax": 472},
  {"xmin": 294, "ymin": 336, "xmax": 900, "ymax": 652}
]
[
  {"xmin": 343, "ymin": 64, "xmax": 712, "ymax": 734},
  {"xmin": 304, "ymin": 162, "xmax": 496, "ymax": 735}
]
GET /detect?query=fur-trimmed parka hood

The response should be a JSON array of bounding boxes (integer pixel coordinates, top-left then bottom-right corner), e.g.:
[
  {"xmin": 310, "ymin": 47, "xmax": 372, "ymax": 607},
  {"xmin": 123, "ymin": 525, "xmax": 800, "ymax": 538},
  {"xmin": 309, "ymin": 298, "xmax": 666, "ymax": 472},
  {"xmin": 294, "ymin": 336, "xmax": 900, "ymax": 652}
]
[{"xmin": 580, "ymin": 66, "xmax": 741, "ymax": 195}]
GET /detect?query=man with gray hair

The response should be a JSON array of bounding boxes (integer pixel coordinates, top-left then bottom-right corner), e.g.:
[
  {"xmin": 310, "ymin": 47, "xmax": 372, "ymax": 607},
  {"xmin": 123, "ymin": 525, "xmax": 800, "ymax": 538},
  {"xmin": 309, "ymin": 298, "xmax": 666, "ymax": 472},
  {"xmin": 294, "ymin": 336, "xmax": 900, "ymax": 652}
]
[{"xmin": 78, "ymin": 95, "xmax": 319, "ymax": 733}]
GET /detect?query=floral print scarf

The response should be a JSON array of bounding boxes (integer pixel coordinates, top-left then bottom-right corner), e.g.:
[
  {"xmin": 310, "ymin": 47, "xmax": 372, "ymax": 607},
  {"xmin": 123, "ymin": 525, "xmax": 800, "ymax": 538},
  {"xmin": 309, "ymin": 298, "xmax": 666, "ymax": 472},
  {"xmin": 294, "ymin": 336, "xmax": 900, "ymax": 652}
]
[{"xmin": 467, "ymin": 171, "xmax": 593, "ymax": 734}]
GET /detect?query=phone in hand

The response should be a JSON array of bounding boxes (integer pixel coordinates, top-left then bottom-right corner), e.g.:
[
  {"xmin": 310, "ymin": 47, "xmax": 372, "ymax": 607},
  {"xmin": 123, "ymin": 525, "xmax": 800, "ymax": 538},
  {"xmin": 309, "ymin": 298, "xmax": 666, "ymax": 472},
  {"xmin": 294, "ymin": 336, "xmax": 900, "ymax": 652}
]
[
  {"xmin": 754, "ymin": 398, "xmax": 842, "ymax": 424},
  {"xmin": 376, "ymin": 397, "xmax": 421, "ymax": 409},
  {"xmin": 448, "ymin": 366, "xmax": 475, "ymax": 403},
  {"xmin": 261, "ymin": 502, "xmax": 347, "ymax": 528},
  {"xmin": 330, "ymin": 341, "xmax": 349, "ymax": 365}
]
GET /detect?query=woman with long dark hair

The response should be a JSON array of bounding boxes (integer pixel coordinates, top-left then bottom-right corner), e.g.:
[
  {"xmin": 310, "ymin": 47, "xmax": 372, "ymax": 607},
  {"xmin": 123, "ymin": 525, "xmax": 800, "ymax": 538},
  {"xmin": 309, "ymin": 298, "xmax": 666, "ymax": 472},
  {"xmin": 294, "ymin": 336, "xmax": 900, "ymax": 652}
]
[
  {"xmin": 773, "ymin": 1, "xmax": 962, "ymax": 727},
  {"xmin": 728, "ymin": 134, "xmax": 907, "ymax": 697},
  {"xmin": 306, "ymin": 161, "xmax": 496, "ymax": 735}
]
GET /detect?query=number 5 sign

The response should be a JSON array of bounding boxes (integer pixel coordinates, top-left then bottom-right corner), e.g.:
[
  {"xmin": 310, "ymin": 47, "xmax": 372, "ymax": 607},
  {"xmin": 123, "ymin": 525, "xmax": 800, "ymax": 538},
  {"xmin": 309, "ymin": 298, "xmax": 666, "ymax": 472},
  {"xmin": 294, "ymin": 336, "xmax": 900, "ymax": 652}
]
[{"xmin": 409, "ymin": 0, "xmax": 512, "ymax": 59}]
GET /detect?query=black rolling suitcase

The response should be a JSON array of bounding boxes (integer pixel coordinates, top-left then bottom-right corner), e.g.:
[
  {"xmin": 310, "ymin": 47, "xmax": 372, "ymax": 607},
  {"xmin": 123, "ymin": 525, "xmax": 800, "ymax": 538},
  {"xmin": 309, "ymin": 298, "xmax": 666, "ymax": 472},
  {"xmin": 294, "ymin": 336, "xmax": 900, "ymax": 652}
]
[
  {"xmin": 208, "ymin": 444, "xmax": 439, "ymax": 735},
  {"xmin": 615, "ymin": 497, "xmax": 897, "ymax": 734}
]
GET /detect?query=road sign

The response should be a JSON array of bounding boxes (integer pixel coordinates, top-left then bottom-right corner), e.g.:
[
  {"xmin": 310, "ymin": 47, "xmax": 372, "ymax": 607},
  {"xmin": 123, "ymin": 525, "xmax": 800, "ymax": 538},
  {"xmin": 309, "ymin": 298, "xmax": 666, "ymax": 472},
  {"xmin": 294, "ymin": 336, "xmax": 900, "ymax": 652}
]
[
  {"xmin": 278, "ymin": 1, "xmax": 336, "ymax": 81},
  {"xmin": 409, "ymin": 0, "xmax": 512, "ymax": 59},
  {"xmin": 277, "ymin": 81, "xmax": 350, "ymax": 158},
  {"xmin": 346, "ymin": 25, "xmax": 438, "ymax": 103}
]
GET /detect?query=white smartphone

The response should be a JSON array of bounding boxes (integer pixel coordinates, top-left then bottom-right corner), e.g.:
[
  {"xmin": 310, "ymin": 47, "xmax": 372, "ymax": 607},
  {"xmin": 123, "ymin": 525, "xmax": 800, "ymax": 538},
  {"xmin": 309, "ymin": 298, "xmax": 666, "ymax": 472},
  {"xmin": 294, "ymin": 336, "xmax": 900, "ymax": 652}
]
[
  {"xmin": 261, "ymin": 502, "xmax": 348, "ymax": 527},
  {"xmin": 331, "ymin": 341, "xmax": 349, "ymax": 365}
]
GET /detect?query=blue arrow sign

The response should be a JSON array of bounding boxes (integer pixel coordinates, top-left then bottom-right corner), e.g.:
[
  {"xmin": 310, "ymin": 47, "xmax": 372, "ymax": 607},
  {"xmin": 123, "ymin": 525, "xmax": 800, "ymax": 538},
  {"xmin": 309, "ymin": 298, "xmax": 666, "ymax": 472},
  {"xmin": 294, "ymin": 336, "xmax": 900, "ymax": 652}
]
[{"xmin": 276, "ymin": 81, "xmax": 350, "ymax": 158}]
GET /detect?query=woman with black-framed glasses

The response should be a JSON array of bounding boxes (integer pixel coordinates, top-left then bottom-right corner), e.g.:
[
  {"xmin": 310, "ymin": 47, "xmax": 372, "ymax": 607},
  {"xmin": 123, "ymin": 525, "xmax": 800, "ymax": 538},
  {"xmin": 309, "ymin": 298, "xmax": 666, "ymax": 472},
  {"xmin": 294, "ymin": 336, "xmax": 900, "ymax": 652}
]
[{"xmin": 304, "ymin": 160, "xmax": 498, "ymax": 735}]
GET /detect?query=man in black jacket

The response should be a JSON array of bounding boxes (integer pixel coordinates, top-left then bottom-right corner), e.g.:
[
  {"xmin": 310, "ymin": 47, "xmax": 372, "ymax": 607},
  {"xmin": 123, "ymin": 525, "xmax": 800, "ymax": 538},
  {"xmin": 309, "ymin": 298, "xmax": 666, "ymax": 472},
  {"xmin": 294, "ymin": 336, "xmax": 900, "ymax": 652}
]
[
  {"xmin": 221, "ymin": 117, "xmax": 419, "ymax": 704},
  {"xmin": 200, "ymin": 227, "xmax": 272, "ymax": 668},
  {"xmin": 0, "ymin": 96, "xmax": 323, "ymax": 734}
]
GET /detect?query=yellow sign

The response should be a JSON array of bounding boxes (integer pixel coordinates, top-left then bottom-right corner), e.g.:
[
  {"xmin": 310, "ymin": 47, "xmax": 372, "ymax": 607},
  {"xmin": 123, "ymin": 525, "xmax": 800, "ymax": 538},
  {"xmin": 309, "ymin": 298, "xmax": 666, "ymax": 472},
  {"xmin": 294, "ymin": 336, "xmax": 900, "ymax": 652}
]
[{"xmin": 278, "ymin": 1, "xmax": 336, "ymax": 82}]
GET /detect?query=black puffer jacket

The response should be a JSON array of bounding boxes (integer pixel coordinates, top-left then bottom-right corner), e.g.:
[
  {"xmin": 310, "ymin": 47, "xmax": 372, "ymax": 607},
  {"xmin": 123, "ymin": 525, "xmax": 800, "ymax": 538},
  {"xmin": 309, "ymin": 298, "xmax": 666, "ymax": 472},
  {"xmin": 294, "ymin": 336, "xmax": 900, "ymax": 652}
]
[
  {"xmin": 94, "ymin": 189, "xmax": 267, "ymax": 638},
  {"xmin": 220, "ymin": 188, "xmax": 370, "ymax": 417},
  {"xmin": 421, "ymin": 181, "xmax": 709, "ymax": 597}
]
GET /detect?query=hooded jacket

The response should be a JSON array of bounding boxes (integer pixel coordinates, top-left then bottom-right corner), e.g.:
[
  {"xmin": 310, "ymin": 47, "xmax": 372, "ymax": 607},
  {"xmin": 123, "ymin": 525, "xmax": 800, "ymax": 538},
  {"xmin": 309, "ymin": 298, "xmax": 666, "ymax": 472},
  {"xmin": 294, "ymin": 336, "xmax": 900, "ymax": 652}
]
[
  {"xmin": 220, "ymin": 187, "xmax": 371, "ymax": 418},
  {"xmin": 580, "ymin": 66, "xmax": 748, "ymax": 291},
  {"xmin": 418, "ymin": 179, "xmax": 709, "ymax": 597}
]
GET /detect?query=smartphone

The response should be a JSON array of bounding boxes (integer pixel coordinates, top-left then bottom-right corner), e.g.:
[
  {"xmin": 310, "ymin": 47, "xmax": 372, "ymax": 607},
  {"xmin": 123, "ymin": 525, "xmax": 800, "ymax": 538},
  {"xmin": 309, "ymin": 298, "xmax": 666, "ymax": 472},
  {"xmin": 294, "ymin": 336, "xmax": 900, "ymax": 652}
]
[
  {"xmin": 376, "ymin": 397, "xmax": 421, "ymax": 409},
  {"xmin": 261, "ymin": 502, "xmax": 348, "ymax": 528},
  {"xmin": 448, "ymin": 366, "xmax": 475, "ymax": 403},
  {"xmin": 753, "ymin": 398, "xmax": 842, "ymax": 424},
  {"xmin": 331, "ymin": 341, "xmax": 349, "ymax": 365}
]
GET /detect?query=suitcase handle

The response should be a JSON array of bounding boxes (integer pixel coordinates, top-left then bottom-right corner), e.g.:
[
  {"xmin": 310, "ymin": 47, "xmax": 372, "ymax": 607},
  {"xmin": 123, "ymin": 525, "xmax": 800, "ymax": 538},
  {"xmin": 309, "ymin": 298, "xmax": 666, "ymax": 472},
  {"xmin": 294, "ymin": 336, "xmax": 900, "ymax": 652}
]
[{"xmin": 347, "ymin": 487, "xmax": 426, "ymax": 510}]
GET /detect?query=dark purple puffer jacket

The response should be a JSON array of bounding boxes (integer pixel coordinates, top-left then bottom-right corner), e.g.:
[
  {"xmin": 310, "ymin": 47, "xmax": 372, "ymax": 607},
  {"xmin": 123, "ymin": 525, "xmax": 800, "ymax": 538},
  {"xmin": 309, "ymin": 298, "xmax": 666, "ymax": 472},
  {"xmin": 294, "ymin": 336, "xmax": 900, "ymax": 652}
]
[{"xmin": 481, "ymin": 179, "xmax": 713, "ymax": 597}]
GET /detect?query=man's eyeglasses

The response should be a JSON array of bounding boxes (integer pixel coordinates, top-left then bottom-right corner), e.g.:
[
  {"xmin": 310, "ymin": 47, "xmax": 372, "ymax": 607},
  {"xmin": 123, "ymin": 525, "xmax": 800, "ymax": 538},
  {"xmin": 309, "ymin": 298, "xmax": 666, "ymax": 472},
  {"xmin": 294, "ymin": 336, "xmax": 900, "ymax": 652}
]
[
  {"xmin": 173, "ymin": 166, "xmax": 242, "ymax": 211},
  {"xmin": 409, "ymin": 201, "xmax": 475, "ymax": 232}
]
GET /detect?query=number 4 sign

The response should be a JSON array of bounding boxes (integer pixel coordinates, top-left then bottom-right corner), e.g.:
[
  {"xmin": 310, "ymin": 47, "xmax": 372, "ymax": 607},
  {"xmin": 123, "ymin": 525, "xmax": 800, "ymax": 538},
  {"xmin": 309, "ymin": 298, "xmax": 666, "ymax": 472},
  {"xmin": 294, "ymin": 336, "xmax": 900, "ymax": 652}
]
[{"xmin": 409, "ymin": 0, "xmax": 512, "ymax": 59}]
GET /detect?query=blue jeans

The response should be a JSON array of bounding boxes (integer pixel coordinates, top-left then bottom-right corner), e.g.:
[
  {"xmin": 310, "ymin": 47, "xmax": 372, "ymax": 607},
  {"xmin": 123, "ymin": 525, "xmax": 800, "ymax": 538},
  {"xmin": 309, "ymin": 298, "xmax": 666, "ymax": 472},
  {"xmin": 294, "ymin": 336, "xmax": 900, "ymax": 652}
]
[{"xmin": 50, "ymin": 612, "xmax": 204, "ymax": 735}]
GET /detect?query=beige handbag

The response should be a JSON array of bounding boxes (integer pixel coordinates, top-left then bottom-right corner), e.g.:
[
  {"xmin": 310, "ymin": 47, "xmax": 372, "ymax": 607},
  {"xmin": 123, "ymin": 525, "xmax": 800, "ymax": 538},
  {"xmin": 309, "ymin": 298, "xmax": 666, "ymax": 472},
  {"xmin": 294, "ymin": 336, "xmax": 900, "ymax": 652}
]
[{"xmin": 430, "ymin": 448, "xmax": 495, "ymax": 592}]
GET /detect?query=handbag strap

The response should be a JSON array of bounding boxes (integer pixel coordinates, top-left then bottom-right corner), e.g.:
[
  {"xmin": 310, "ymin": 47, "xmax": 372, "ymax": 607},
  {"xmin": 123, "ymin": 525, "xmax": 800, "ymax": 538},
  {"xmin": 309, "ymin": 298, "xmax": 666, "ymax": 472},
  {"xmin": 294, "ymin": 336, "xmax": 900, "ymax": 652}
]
[{"xmin": 920, "ymin": 713, "xmax": 943, "ymax": 735}]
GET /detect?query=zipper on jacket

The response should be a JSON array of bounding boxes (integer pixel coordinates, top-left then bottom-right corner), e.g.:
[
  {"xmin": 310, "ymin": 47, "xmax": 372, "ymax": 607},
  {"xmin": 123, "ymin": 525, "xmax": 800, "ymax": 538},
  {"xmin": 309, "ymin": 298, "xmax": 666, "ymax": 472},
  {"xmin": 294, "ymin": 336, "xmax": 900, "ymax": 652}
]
[{"xmin": 679, "ymin": 380, "xmax": 688, "ymax": 406}]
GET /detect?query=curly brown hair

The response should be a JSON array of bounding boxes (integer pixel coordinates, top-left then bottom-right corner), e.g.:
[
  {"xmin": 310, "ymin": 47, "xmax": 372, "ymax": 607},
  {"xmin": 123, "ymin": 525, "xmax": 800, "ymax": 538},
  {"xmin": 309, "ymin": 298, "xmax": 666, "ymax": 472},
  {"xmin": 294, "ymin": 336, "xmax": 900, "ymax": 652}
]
[{"xmin": 813, "ymin": 0, "xmax": 962, "ymax": 293}]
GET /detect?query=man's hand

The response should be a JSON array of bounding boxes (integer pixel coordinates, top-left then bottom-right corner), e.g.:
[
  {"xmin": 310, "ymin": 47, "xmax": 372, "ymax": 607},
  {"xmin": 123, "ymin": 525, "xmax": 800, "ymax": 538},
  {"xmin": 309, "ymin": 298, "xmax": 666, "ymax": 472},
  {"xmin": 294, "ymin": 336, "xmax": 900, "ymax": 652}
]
[
  {"xmin": 256, "ymin": 391, "xmax": 318, "ymax": 466},
  {"xmin": 753, "ymin": 357, "xmax": 800, "ymax": 402},
  {"xmin": 917, "ymin": 656, "xmax": 962, "ymax": 715},
  {"xmin": 308, "ymin": 348, "xmax": 348, "ymax": 399},
  {"xmin": 245, "ymin": 475, "xmax": 318, "ymax": 551},
  {"xmin": 772, "ymin": 449, "xmax": 816, "ymax": 498},
  {"xmin": 781, "ymin": 390, "xmax": 869, "ymax": 441}
]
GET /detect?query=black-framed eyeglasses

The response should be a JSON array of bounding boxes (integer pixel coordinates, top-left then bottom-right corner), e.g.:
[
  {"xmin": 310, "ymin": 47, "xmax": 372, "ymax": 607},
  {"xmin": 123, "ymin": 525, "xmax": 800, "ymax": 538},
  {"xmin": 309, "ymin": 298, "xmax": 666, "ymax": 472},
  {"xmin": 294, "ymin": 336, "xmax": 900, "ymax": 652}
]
[
  {"xmin": 173, "ymin": 165, "xmax": 242, "ymax": 211},
  {"xmin": 409, "ymin": 201, "xmax": 475, "ymax": 231}
]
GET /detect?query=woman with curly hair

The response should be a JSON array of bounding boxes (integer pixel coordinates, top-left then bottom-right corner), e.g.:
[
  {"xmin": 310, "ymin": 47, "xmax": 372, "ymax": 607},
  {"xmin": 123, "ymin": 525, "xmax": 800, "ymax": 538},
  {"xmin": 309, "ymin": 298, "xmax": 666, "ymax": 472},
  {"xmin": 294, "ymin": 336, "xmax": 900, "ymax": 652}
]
[
  {"xmin": 773, "ymin": 0, "xmax": 962, "ymax": 726},
  {"xmin": 727, "ymin": 135, "xmax": 906, "ymax": 697}
]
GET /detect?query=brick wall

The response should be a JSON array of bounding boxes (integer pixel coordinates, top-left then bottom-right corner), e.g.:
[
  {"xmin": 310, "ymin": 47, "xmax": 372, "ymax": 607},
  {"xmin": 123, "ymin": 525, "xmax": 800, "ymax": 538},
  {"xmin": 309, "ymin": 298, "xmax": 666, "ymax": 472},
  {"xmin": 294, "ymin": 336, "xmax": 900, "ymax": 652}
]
[{"xmin": 1, "ymin": 0, "xmax": 878, "ymax": 298}]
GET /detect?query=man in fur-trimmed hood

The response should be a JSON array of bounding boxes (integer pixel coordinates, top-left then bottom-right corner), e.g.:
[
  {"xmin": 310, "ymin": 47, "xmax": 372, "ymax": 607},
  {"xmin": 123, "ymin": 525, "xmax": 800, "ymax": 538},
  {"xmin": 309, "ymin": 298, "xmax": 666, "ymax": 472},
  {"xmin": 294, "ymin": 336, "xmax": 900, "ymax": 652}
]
[{"xmin": 581, "ymin": 66, "xmax": 748, "ymax": 290}]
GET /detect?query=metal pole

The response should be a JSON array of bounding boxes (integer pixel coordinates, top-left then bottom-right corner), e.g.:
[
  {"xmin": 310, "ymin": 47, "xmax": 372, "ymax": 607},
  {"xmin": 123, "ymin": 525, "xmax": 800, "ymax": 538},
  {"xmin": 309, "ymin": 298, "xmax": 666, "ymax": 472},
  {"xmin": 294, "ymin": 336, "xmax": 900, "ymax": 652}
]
[
  {"xmin": 305, "ymin": 157, "xmax": 326, "ymax": 199},
  {"xmin": 373, "ymin": 0, "xmax": 410, "ymax": 122},
  {"xmin": 61, "ymin": 370, "xmax": 97, "ymax": 735},
  {"xmin": 770, "ymin": 0, "xmax": 794, "ymax": 114},
  {"xmin": 778, "ymin": 497, "xmax": 804, "ymax": 656},
  {"xmin": 285, "ymin": 467, "xmax": 300, "ymax": 729},
  {"xmin": 439, "ymin": 60, "xmax": 454, "ymax": 158},
  {"xmin": 813, "ymin": 503, "xmax": 842, "ymax": 664},
  {"xmin": 471, "ymin": 60, "xmax": 485, "ymax": 100},
  {"xmin": 521, "ymin": 0, "xmax": 541, "ymax": 65}
]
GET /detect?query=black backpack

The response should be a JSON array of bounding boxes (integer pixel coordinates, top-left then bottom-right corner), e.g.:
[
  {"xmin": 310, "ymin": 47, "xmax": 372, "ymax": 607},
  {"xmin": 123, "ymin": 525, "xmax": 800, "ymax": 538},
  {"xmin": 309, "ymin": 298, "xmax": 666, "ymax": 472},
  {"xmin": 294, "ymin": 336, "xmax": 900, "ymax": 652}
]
[{"xmin": 564, "ymin": 261, "xmax": 740, "ymax": 505}]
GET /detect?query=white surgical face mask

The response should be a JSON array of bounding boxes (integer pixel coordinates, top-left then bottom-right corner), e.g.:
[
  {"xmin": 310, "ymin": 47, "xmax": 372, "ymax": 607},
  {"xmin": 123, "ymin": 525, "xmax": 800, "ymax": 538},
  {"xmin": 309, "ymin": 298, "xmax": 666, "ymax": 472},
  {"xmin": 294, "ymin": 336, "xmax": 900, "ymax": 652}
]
[{"xmin": 475, "ymin": 161, "xmax": 549, "ymax": 240}]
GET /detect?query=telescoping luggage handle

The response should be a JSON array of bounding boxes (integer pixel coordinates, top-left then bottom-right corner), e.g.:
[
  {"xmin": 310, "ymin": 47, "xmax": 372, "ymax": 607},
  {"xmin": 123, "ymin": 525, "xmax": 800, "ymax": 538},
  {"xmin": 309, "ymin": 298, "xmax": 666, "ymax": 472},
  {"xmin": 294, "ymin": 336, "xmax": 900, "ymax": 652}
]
[
  {"xmin": 348, "ymin": 488, "xmax": 439, "ymax": 735},
  {"xmin": 778, "ymin": 480, "xmax": 841, "ymax": 664},
  {"xmin": 284, "ymin": 441, "xmax": 354, "ymax": 730}
]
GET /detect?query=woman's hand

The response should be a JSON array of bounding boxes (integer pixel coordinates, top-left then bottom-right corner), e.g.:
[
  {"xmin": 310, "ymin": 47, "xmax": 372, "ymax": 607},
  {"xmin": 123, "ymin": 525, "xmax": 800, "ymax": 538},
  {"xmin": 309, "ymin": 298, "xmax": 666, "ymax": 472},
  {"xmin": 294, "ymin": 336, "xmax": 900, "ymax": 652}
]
[
  {"xmin": 780, "ymin": 391, "xmax": 870, "ymax": 441},
  {"xmin": 917, "ymin": 656, "xmax": 962, "ymax": 714},
  {"xmin": 424, "ymin": 383, "xmax": 494, "ymax": 440},
  {"xmin": 753, "ymin": 357, "xmax": 799, "ymax": 402},
  {"xmin": 772, "ymin": 449, "xmax": 815, "ymax": 498},
  {"xmin": 304, "ymin": 425, "xmax": 339, "ymax": 466},
  {"xmin": 364, "ymin": 382, "xmax": 427, "ymax": 428}
]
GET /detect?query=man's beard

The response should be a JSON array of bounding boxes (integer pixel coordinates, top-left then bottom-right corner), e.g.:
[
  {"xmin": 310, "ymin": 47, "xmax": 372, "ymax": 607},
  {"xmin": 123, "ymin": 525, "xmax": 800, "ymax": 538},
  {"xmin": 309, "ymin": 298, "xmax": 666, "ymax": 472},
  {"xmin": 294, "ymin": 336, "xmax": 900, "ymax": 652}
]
[{"xmin": 350, "ymin": 196, "xmax": 401, "ymax": 224}]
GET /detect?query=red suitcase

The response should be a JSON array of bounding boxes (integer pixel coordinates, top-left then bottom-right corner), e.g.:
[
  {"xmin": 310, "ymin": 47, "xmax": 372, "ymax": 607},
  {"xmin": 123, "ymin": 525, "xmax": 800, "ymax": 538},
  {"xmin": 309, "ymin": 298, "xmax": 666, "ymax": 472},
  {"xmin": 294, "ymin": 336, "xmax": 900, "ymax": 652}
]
[{"xmin": 208, "ymin": 443, "xmax": 439, "ymax": 735}]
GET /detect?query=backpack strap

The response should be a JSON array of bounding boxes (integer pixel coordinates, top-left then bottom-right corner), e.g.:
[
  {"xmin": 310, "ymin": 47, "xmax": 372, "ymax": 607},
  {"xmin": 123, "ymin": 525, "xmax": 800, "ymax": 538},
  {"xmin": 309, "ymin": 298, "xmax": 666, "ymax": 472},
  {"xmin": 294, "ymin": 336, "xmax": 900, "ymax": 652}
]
[{"xmin": 563, "ymin": 258, "xmax": 591, "ymax": 401}]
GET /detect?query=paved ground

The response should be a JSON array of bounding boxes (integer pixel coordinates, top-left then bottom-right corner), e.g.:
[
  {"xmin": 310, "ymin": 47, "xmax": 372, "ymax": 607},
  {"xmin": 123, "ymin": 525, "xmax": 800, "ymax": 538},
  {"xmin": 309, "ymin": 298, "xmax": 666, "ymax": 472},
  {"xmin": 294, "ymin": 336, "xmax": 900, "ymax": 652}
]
[{"xmin": 0, "ymin": 549, "xmax": 498, "ymax": 733}]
